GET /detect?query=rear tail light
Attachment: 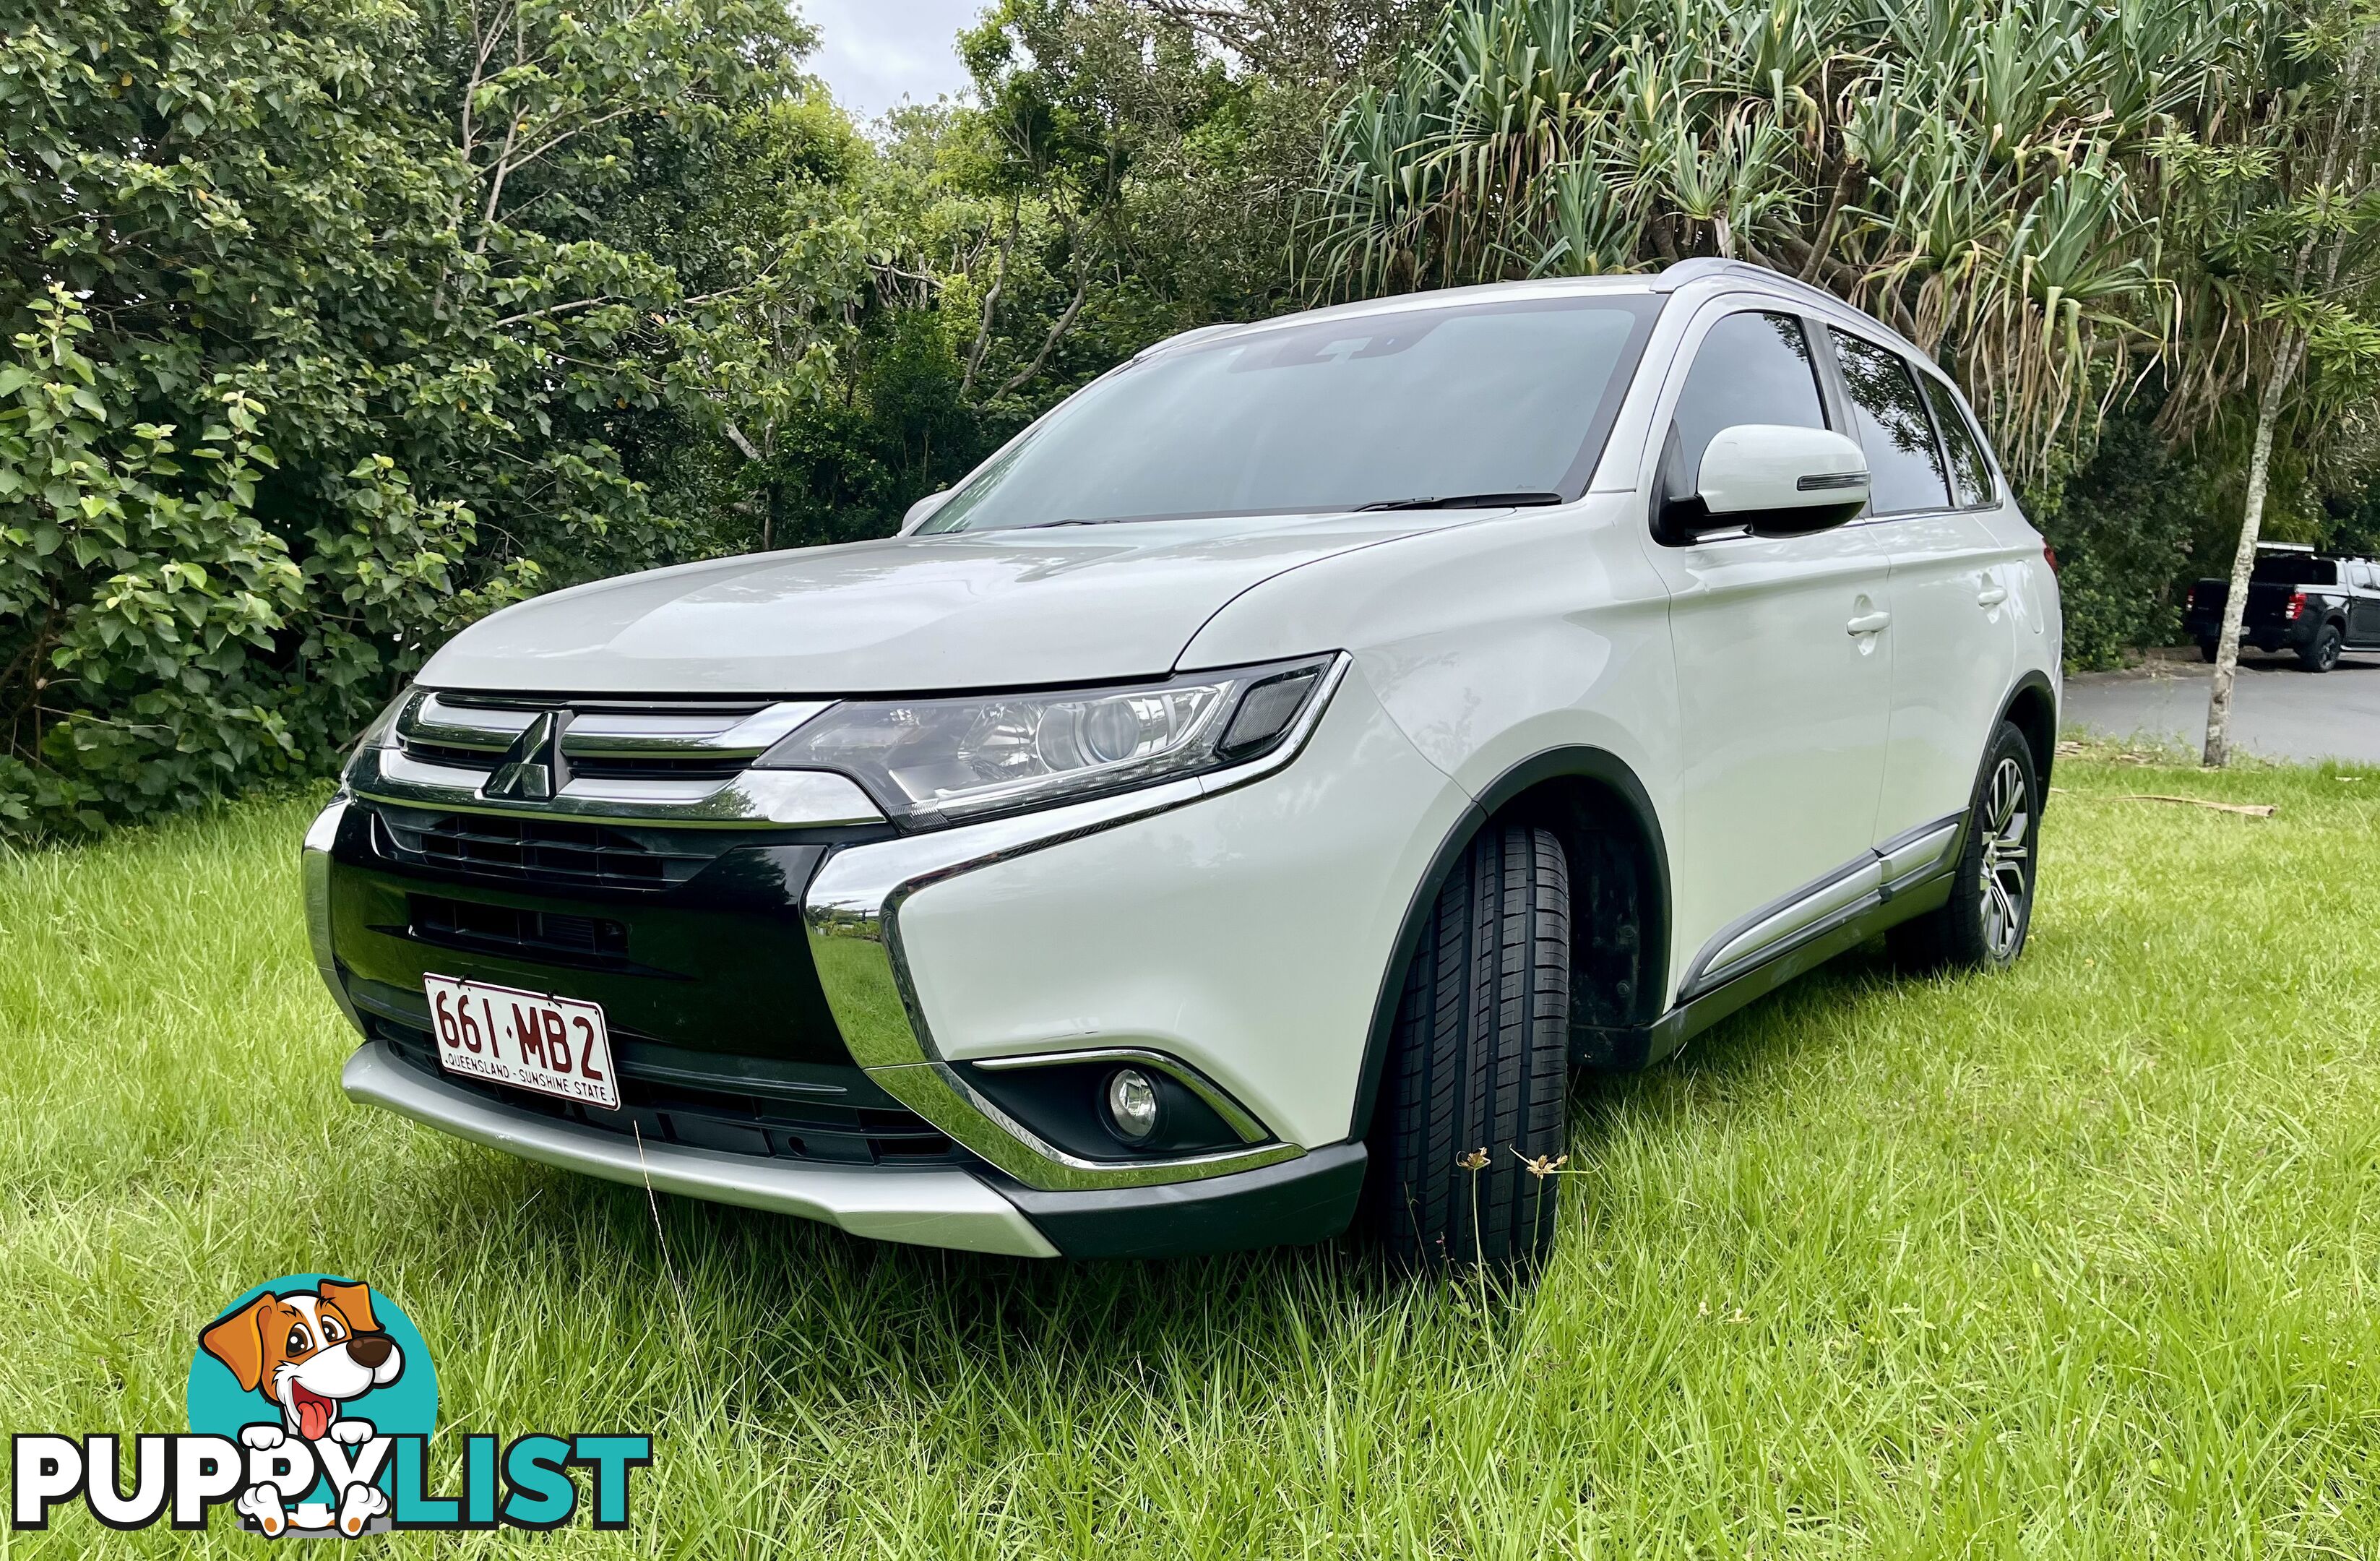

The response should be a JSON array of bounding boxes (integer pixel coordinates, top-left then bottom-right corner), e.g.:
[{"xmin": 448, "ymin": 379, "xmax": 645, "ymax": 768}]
[
  {"xmin": 2042, "ymin": 543, "xmax": 2058, "ymax": 575},
  {"xmin": 2288, "ymin": 590, "xmax": 2307, "ymax": 620}
]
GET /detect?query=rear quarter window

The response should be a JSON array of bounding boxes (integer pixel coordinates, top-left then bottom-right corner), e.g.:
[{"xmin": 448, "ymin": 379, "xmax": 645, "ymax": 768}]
[
  {"xmin": 2251, "ymin": 556, "xmax": 2339, "ymax": 586},
  {"xmin": 1920, "ymin": 376, "xmax": 1995, "ymax": 507}
]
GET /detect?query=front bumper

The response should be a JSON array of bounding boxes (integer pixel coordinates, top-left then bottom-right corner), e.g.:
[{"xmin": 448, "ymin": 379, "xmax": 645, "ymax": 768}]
[
  {"xmin": 340, "ymin": 1034, "xmax": 1366, "ymax": 1257},
  {"xmin": 342, "ymin": 1037, "xmax": 1058, "ymax": 1255},
  {"xmin": 307, "ymin": 657, "xmax": 1445, "ymax": 1255}
]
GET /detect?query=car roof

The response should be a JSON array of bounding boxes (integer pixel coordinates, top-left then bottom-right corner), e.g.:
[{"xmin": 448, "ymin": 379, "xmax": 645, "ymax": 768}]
[{"xmin": 1137, "ymin": 257, "xmax": 1931, "ymax": 366}]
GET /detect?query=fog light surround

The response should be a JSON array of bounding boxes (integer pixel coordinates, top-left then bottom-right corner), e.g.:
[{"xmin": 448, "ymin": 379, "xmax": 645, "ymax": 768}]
[
  {"xmin": 957, "ymin": 1049, "xmax": 1267, "ymax": 1163},
  {"xmin": 1103, "ymin": 1067, "xmax": 1162, "ymax": 1145}
]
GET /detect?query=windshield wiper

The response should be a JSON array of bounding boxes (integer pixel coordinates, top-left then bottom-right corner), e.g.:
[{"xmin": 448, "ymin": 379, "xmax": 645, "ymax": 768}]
[{"xmin": 1355, "ymin": 491, "xmax": 1564, "ymax": 512}]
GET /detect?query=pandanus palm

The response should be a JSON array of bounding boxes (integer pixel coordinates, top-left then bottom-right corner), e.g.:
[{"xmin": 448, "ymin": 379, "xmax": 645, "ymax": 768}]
[{"xmin": 1304, "ymin": 0, "xmax": 2267, "ymax": 471}]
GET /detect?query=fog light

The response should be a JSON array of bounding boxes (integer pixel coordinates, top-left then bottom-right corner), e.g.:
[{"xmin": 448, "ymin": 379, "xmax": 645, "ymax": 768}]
[{"xmin": 1104, "ymin": 1067, "xmax": 1160, "ymax": 1144}]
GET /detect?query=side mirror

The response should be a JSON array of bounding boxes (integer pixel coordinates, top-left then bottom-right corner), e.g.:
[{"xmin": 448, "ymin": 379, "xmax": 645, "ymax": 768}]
[
  {"xmin": 1694, "ymin": 424, "xmax": 1869, "ymax": 537},
  {"xmin": 901, "ymin": 490, "xmax": 952, "ymax": 533}
]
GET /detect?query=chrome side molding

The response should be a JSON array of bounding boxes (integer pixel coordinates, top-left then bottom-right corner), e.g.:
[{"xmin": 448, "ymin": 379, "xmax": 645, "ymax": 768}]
[
  {"xmin": 1878, "ymin": 817, "xmax": 1960, "ymax": 885},
  {"xmin": 1679, "ymin": 812, "xmax": 1965, "ymax": 999}
]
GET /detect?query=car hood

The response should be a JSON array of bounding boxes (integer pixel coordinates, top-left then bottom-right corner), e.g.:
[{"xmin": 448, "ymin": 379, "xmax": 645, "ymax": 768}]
[{"xmin": 418, "ymin": 511, "xmax": 1489, "ymax": 695}]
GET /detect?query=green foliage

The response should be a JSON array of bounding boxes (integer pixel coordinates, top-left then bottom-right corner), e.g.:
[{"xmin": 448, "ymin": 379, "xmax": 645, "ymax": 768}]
[
  {"xmin": 0, "ymin": 288, "xmax": 313, "ymax": 825},
  {"xmin": 1306, "ymin": 0, "xmax": 2380, "ymax": 663},
  {"xmin": 2025, "ymin": 414, "xmax": 2213, "ymax": 668},
  {"xmin": 0, "ymin": 0, "xmax": 854, "ymax": 835},
  {"xmin": 669, "ymin": 0, "xmax": 1388, "ymax": 559},
  {"xmin": 1307, "ymin": 0, "xmax": 2275, "ymax": 475}
]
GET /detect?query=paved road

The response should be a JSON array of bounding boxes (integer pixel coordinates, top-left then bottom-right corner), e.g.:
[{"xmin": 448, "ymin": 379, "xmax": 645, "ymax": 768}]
[{"xmin": 2064, "ymin": 650, "xmax": 2380, "ymax": 763}]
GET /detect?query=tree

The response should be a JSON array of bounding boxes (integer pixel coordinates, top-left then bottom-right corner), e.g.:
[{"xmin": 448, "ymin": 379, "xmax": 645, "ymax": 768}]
[
  {"xmin": 1303, "ymin": 0, "xmax": 2273, "ymax": 475},
  {"xmin": 2161, "ymin": 3, "xmax": 2380, "ymax": 765},
  {"xmin": 0, "ymin": 0, "xmax": 855, "ymax": 833}
]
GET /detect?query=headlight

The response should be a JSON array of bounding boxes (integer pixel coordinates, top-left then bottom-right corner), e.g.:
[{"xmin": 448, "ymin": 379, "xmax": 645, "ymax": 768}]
[{"xmin": 755, "ymin": 655, "xmax": 1340, "ymax": 827}]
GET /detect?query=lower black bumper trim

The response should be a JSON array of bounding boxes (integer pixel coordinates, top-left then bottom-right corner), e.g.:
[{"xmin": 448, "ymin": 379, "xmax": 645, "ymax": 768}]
[{"xmin": 991, "ymin": 1142, "xmax": 1369, "ymax": 1258}]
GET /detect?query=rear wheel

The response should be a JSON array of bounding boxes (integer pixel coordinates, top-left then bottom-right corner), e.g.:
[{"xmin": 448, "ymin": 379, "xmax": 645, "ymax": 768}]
[
  {"xmin": 1365, "ymin": 825, "xmax": 1570, "ymax": 1268},
  {"xmin": 2300, "ymin": 623, "xmax": 2343, "ymax": 673},
  {"xmin": 2197, "ymin": 638, "xmax": 2220, "ymax": 663},
  {"xmin": 1887, "ymin": 723, "xmax": 2040, "ymax": 973}
]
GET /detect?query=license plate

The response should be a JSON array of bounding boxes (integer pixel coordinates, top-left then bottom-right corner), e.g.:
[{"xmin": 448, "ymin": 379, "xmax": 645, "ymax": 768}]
[{"xmin": 423, "ymin": 973, "xmax": 621, "ymax": 1111}]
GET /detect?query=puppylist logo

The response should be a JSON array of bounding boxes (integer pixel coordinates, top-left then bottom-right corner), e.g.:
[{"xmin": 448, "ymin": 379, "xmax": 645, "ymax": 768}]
[{"xmin": 12, "ymin": 1273, "xmax": 650, "ymax": 1537}]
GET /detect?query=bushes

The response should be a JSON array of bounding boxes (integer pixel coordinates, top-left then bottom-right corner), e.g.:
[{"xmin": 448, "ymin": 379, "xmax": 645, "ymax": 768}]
[
  {"xmin": 2029, "ymin": 416, "xmax": 2213, "ymax": 668},
  {"xmin": 0, "ymin": 0, "xmax": 850, "ymax": 837},
  {"xmin": 1, "ymin": 292, "xmax": 307, "ymax": 826}
]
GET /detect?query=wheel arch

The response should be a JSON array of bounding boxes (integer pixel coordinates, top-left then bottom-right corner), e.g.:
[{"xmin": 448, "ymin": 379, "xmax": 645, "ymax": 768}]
[
  {"xmin": 1348, "ymin": 746, "xmax": 1673, "ymax": 1140},
  {"xmin": 1999, "ymin": 671, "xmax": 2058, "ymax": 794}
]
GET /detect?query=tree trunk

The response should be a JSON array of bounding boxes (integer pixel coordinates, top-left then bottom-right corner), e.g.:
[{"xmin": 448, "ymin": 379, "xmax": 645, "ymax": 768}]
[{"xmin": 2202, "ymin": 330, "xmax": 2303, "ymax": 767}]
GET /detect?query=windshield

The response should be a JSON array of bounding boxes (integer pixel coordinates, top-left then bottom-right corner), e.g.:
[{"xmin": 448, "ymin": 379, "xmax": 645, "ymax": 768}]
[{"xmin": 920, "ymin": 294, "xmax": 1663, "ymax": 533}]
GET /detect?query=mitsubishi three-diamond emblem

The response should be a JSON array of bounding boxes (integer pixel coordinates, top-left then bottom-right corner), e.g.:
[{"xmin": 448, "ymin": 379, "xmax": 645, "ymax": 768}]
[{"xmin": 481, "ymin": 709, "xmax": 572, "ymax": 801}]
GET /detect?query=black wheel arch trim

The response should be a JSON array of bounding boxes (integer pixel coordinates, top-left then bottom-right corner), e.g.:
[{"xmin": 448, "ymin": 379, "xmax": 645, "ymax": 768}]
[
  {"xmin": 1348, "ymin": 745, "xmax": 1673, "ymax": 1141},
  {"xmin": 1996, "ymin": 669, "xmax": 2060, "ymax": 797}
]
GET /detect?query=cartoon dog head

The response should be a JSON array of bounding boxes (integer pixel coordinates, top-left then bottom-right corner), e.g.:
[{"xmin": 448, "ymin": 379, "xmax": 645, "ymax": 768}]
[{"xmin": 200, "ymin": 1279, "xmax": 404, "ymax": 1442}]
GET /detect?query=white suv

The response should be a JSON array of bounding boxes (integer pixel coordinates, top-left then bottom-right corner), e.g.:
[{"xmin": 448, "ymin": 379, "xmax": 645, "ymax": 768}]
[{"xmin": 305, "ymin": 259, "xmax": 2059, "ymax": 1266}]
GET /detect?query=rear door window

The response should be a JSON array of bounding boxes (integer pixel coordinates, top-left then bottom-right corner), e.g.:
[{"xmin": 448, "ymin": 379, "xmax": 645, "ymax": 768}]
[
  {"xmin": 1920, "ymin": 376, "xmax": 1995, "ymax": 507},
  {"xmin": 1829, "ymin": 330, "xmax": 1952, "ymax": 515}
]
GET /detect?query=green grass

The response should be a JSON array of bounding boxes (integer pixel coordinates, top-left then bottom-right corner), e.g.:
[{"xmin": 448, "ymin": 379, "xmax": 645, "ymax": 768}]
[{"xmin": 4, "ymin": 753, "xmax": 2379, "ymax": 1557}]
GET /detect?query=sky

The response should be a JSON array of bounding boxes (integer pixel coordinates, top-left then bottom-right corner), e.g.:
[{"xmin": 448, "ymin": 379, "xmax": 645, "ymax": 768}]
[{"xmin": 801, "ymin": 0, "xmax": 982, "ymax": 121}]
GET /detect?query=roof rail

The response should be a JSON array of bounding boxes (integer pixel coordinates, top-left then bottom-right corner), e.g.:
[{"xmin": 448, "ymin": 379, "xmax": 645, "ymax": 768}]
[
  {"xmin": 1134, "ymin": 320, "xmax": 1243, "ymax": 360},
  {"xmin": 1655, "ymin": 256, "xmax": 1939, "ymax": 356},
  {"xmin": 1656, "ymin": 257, "xmax": 1853, "ymax": 313}
]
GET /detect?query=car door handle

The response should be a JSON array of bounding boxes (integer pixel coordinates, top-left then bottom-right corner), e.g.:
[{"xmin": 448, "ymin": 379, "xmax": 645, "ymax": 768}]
[
  {"xmin": 1846, "ymin": 611, "xmax": 1892, "ymax": 636},
  {"xmin": 1976, "ymin": 585, "xmax": 2009, "ymax": 608}
]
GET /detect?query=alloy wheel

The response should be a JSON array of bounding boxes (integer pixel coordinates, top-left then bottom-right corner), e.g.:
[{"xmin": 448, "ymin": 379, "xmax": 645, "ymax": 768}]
[{"xmin": 1977, "ymin": 757, "xmax": 2031, "ymax": 960}]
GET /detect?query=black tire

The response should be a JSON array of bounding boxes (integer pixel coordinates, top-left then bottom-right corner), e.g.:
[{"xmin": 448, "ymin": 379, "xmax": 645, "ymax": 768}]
[
  {"xmin": 1365, "ymin": 825, "xmax": 1571, "ymax": 1268},
  {"xmin": 2299, "ymin": 623, "xmax": 2343, "ymax": 673},
  {"xmin": 2197, "ymin": 638, "xmax": 2220, "ymax": 663},
  {"xmin": 1887, "ymin": 723, "xmax": 2041, "ymax": 974}
]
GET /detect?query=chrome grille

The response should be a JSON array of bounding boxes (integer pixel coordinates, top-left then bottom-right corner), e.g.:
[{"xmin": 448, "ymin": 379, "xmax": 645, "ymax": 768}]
[
  {"xmin": 394, "ymin": 691, "xmax": 818, "ymax": 783},
  {"xmin": 353, "ymin": 689, "xmax": 886, "ymax": 830}
]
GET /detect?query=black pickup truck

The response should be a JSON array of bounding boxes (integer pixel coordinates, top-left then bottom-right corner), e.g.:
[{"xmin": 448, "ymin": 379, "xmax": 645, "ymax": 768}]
[{"xmin": 2187, "ymin": 546, "xmax": 2380, "ymax": 672}]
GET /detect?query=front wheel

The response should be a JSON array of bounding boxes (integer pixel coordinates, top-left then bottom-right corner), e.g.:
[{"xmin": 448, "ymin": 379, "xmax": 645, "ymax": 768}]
[
  {"xmin": 1888, "ymin": 723, "xmax": 2041, "ymax": 973},
  {"xmin": 1364, "ymin": 825, "xmax": 1571, "ymax": 1268},
  {"xmin": 2299, "ymin": 624, "xmax": 2343, "ymax": 673}
]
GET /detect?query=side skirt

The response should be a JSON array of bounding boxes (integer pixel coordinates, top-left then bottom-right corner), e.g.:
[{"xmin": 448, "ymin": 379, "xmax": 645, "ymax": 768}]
[{"xmin": 1571, "ymin": 867, "xmax": 1956, "ymax": 1071}]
